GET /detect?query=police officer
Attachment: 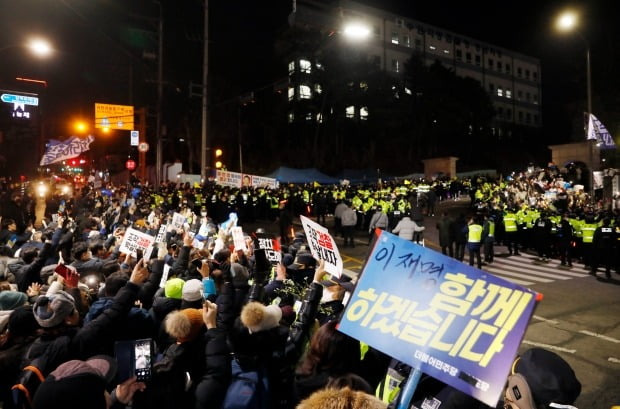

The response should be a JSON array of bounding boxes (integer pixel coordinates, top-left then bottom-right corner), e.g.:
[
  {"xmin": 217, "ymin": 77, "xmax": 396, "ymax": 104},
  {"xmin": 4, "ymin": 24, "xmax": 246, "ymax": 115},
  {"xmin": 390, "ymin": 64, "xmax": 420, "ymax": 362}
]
[
  {"xmin": 467, "ymin": 215, "xmax": 483, "ymax": 269},
  {"xmin": 590, "ymin": 218, "xmax": 616, "ymax": 279}
]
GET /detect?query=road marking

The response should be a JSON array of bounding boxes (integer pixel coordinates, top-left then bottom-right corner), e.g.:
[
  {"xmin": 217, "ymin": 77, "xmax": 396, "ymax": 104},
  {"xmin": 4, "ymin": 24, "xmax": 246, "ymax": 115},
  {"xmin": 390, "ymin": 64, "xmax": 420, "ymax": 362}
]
[
  {"xmin": 521, "ymin": 340, "xmax": 576, "ymax": 354},
  {"xmin": 608, "ymin": 357, "xmax": 620, "ymax": 364},
  {"xmin": 532, "ymin": 315, "xmax": 559, "ymax": 325},
  {"xmin": 579, "ymin": 330, "xmax": 620, "ymax": 343}
]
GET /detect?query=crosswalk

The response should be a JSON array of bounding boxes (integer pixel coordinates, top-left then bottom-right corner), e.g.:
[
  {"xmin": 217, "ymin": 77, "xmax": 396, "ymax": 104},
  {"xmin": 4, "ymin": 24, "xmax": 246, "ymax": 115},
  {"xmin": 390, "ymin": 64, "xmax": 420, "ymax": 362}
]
[{"xmin": 479, "ymin": 250, "xmax": 590, "ymax": 286}]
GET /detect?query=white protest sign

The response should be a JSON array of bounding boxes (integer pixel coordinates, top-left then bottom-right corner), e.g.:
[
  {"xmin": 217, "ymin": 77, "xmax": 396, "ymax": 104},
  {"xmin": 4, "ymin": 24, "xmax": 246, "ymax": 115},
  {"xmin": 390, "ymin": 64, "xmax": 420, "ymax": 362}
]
[
  {"xmin": 171, "ymin": 212, "xmax": 186, "ymax": 231},
  {"xmin": 155, "ymin": 224, "xmax": 167, "ymax": 243},
  {"xmin": 300, "ymin": 215, "xmax": 343, "ymax": 277},
  {"xmin": 119, "ymin": 227, "xmax": 155, "ymax": 258},
  {"xmin": 159, "ymin": 264, "xmax": 171, "ymax": 288},
  {"xmin": 231, "ymin": 226, "xmax": 247, "ymax": 251}
]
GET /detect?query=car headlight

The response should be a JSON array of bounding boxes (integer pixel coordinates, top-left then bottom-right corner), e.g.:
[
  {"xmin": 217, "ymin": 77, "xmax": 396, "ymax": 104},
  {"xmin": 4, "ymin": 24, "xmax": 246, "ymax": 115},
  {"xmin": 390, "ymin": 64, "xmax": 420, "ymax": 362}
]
[{"xmin": 36, "ymin": 183, "xmax": 48, "ymax": 197}]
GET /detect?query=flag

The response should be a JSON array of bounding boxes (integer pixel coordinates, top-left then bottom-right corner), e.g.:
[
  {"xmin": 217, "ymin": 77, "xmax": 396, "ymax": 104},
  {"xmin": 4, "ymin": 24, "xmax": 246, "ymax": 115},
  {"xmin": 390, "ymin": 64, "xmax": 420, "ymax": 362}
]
[
  {"xmin": 587, "ymin": 114, "xmax": 616, "ymax": 149},
  {"xmin": 40, "ymin": 135, "xmax": 95, "ymax": 166}
]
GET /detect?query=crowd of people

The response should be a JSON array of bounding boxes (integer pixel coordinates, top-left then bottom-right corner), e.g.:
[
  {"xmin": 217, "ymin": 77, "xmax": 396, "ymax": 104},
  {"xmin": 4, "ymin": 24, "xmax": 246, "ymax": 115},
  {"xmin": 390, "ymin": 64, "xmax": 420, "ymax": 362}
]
[{"xmin": 0, "ymin": 167, "xmax": 604, "ymax": 408}]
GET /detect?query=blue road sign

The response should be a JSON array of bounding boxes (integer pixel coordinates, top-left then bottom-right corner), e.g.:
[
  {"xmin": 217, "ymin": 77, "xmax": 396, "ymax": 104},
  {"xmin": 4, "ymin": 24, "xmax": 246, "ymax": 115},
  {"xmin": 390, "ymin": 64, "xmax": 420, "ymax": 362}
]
[{"xmin": 1, "ymin": 93, "xmax": 39, "ymax": 106}]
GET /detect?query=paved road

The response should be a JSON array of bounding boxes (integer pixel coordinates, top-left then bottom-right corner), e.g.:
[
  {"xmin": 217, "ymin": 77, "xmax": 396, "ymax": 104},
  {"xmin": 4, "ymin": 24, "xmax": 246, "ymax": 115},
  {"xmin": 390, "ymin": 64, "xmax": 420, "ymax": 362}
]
[{"xmin": 247, "ymin": 198, "xmax": 620, "ymax": 408}]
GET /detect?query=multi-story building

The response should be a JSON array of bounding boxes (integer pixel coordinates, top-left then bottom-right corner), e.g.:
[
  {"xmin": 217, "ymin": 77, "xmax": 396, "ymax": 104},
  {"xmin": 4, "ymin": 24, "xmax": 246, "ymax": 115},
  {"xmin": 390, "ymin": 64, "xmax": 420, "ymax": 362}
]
[{"xmin": 288, "ymin": 0, "xmax": 542, "ymax": 129}]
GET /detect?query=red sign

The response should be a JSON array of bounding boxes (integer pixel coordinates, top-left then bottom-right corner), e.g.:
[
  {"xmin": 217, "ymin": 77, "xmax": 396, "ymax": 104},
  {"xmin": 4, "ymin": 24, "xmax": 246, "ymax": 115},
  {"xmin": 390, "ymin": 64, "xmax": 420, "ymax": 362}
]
[{"xmin": 125, "ymin": 159, "xmax": 136, "ymax": 171}]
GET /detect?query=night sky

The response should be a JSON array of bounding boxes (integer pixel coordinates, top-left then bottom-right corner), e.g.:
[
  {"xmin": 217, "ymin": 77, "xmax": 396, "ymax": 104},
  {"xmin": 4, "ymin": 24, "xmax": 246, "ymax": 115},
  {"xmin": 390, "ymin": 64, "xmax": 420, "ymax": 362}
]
[{"xmin": 1, "ymin": 0, "xmax": 618, "ymax": 155}]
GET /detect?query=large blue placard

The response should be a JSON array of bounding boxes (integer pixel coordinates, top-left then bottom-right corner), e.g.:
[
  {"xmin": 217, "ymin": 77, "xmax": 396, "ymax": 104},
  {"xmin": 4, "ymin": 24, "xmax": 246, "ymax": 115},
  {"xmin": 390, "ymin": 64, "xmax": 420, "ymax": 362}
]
[{"xmin": 338, "ymin": 230, "xmax": 539, "ymax": 407}]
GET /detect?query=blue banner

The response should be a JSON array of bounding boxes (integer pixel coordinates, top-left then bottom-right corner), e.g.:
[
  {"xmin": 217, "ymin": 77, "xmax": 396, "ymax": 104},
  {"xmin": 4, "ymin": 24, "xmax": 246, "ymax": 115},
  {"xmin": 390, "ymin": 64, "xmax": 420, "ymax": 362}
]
[
  {"xmin": 40, "ymin": 135, "xmax": 94, "ymax": 166},
  {"xmin": 338, "ymin": 231, "xmax": 538, "ymax": 407}
]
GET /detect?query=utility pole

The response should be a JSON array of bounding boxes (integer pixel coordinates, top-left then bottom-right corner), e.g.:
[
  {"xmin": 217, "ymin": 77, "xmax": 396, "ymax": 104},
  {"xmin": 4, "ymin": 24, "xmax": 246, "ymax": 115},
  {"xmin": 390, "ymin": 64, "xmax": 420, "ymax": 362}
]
[
  {"xmin": 155, "ymin": 1, "xmax": 164, "ymax": 185},
  {"xmin": 200, "ymin": 0, "xmax": 209, "ymax": 181}
]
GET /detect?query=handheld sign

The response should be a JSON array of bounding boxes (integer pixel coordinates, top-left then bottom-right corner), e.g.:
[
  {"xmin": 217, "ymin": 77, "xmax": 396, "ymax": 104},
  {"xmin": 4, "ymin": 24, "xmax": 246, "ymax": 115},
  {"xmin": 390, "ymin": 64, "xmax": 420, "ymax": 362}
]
[
  {"xmin": 300, "ymin": 215, "xmax": 343, "ymax": 278},
  {"xmin": 171, "ymin": 212, "xmax": 186, "ymax": 231},
  {"xmin": 231, "ymin": 226, "xmax": 247, "ymax": 252},
  {"xmin": 253, "ymin": 233, "xmax": 281, "ymax": 266},
  {"xmin": 338, "ymin": 231, "xmax": 539, "ymax": 407},
  {"xmin": 155, "ymin": 224, "xmax": 167, "ymax": 243},
  {"xmin": 119, "ymin": 228, "xmax": 155, "ymax": 258}
]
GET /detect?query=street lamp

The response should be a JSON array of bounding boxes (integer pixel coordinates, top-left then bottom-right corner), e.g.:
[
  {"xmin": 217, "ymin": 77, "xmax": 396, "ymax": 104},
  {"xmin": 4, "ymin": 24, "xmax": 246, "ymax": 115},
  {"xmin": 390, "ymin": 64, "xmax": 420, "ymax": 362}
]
[
  {"xmin": 555, "ymin": 10, "xmax": 591, "ymax": 117},
  {"xmin": 555, "ymin": 9, "xmax": 595, "ymax": 196},
  {"xmin": 342, "ymin": 22, "xmax": 371, "ymax": 41},
  {"xmin": 27, "ymin": 38, "xmax": 53, "ymax": 58}
]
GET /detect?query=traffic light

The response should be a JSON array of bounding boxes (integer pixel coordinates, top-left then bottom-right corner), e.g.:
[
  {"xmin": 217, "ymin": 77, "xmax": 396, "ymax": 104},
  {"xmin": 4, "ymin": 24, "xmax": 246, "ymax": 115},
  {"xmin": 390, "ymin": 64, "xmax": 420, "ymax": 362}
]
[{"xmin": 214, "ymin": 148, "xmax": 223, "ymax": 169}]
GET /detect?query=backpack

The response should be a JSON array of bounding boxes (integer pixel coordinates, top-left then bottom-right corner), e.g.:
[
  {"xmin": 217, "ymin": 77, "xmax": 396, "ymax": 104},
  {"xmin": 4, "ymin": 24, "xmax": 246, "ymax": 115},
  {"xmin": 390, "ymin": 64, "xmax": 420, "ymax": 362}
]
[
  {"xmin": 11, "ymin": 353, "xmax": 49, "ymax": 409},
  {"xmin": 222, "ymin": 358, "xmax": 269, "ymax": 409}
]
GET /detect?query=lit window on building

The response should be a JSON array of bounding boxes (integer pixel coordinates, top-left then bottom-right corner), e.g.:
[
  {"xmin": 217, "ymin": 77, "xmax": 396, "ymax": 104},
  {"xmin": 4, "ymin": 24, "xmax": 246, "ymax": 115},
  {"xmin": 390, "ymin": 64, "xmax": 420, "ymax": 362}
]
[
  {"xmin": 306, "ymin": 112, "xmax": 313, "ymax": 121},
  {"xmin": 359, "ymin": 81, "xmax": 368, "ymax": 91},
  {"xmin": 288, "ymin": 112, "xmax": 294, "ymax": 123},
  {"xmin": 346, "ymin": 106, "xmax": 355, "ymax": 118},
  {"xmin": 391, "ymin": 31, "xmax": 399, "ymax": 45},
  {"xmin": 299, "ymin": 85, "xmax": 312, "ymax": 99},
  {"xmin": 314, "ymin": 84, "xmax": 322, "ymax": 94},
  {"xmin": 506, "ymin": 89, "xmax": 512, "ymax": 98},
  {"xmin": 402, "ymin": 35, "xmax": 410, "ymax": 47},
  {"xmin": 360, "ymin": 106, "xmax": 369, "ymax": 120},
  {"xmin": 288, "ymin": 61, "xmax": 295, "ymax": 75},
  {"xmin": 497, "ymin": 87, "xmax": 503, "ymax": 97},
  {"xmin": 429, "ymin": 45, "xmax": 436, "ymax": 50},
  {"xmin": 288, "ymin": 87, "xmax": 294, "ymax": 101},
  {"xmin": 404, "ymin": 87, "xmax": 412, "ymax": 95},
  {"xmin": 392, "ymin": 59, "xmax": 399, "ymax": 72},
  {"xmin": 443, "ymin": 49, "xmax": 450, "ymax": 54},
  {"xmin": 316, "ymin": 62, "xmax": 323, "ymax": 70},
  {"xmin": 316, "ymin": 113, "xmax": 323, "ymax": 123},
  {"xmin": 299, "ymin": 59, "xmax": 311, "ymax": 73}
]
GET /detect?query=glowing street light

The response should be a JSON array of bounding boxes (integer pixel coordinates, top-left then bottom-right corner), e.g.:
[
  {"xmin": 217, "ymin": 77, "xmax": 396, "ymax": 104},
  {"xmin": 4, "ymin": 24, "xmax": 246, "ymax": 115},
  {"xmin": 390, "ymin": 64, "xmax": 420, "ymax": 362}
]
[
  {"xmin": 74, "ymin": 120, "xmax": 89, "ymax": 133},
  {"xmin": 27, "ymin": 38, "xmax": 53, "ymax": 58},
  {"xmin": 556, "ymin": 11, "xmax": 578, "ymax": 32},
  {"xmin": 342, "ymin": 23, "xmax": 371, "ymax": 40}
]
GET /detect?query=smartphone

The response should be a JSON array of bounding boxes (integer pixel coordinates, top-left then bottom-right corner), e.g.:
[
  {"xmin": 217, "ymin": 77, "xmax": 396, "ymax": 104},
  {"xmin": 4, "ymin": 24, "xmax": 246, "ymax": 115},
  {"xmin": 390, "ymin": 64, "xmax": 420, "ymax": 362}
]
[
  {"xmin": 191, "ymin": 258, "xmax": 203, "ymax": 268},
  {"xmin": 136, "ymin": 249, "xmax": 144, "ymax": 261},
  {"xmin": 115, "ymin": 338, "xmax": 155, "ymax": 383}
]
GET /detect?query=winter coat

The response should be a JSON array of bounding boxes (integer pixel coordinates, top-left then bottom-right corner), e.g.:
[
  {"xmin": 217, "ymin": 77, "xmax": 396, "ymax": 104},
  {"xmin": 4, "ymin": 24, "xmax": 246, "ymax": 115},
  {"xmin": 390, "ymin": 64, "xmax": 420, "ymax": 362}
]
[{"xmin": 392, "ymin": 217, "xmax": 425, "ymax": 241}]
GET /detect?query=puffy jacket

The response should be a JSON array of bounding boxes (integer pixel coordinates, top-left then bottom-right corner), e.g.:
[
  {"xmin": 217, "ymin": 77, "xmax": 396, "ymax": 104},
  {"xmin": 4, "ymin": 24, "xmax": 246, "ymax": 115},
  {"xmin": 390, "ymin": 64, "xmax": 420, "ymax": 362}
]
[{"xmin": 392, "ymin": 217, "xmax": 425, "ymax": 241}]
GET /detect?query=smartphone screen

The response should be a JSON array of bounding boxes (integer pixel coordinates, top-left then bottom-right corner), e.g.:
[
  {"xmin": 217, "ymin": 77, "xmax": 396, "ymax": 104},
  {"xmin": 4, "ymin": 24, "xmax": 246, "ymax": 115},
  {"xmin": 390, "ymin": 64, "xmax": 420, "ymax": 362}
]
[
  {"xmin": 191, "ymin": 258, "xmax": 203, "ymax": 268},
  {"xmin": 134, "ymin": 339, "xmax": 152, "ymax": 381}
]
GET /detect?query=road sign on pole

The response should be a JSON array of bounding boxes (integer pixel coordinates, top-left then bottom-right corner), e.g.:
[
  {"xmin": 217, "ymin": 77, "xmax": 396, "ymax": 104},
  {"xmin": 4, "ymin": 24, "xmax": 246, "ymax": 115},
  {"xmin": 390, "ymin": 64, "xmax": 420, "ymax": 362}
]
[
  {"xmin": 138, "ymin": 142, "xmax": 149, "ymax": 152},
  {"xmin": 130, "ymin": 130, "xmax": 139, "ymax": 146}
]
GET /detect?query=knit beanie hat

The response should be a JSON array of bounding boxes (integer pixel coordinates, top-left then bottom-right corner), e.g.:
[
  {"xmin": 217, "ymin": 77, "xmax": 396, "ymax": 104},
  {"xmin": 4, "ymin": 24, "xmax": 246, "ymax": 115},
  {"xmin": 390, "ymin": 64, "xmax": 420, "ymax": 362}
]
[
  {"xmin": 33, "ymin": 290, "xmax": 76, "ymax": 328},
  {"xmin": 8, "ymin": 306, "xmax": 39, "ymax": 337},
  {"xmin": 182, "ymin": 279, "xmax": 203, "ymax": 302},
  {"xmin": 164, "ymin": 308, "xmax": 204, "ymax": 343},
  {"xmin": 164, "ymin": 278, "xmax": 185, "ymax": 299},
  {"xmin": 240, "ymin": 302, "xmax": 282, "ymax": 334},
  {"xmin": 0, "ymin": 291, "xmax": 28, "ymax": 310}
]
